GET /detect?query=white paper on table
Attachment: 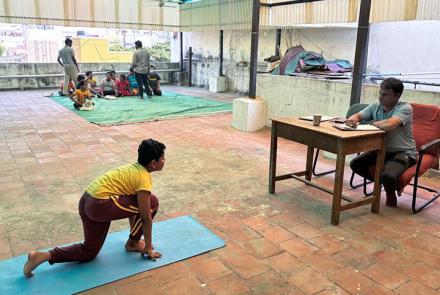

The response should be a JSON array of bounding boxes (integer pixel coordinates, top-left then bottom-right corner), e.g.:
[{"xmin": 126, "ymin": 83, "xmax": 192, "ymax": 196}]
[
  {"xmin": 300, "ymin": 115, "xmax": 337, "ymax": 122},
  {"xmin": 333, "ymin": 123, "xmax": 381, "ymax": 131}
]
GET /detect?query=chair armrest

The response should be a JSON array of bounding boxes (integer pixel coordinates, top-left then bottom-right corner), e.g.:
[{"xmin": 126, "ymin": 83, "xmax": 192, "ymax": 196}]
[{"xmin": 420, "ymin": 138, "xmax": 440, "ymax": 154}]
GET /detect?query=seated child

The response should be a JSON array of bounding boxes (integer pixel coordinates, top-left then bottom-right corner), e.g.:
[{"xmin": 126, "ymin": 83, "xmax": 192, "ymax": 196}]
[
  {"xmin": 116, "ymin": 74, "xmax": 131, "ymax": 97},
  {"xmin": 110, "ymin": 70, "xmax": 117, "ymax": 82},
  {"xmin": 70, "ymin": 81, "xmax": 93, "ymax": 110},
  {"xmin": 148, "ymin": 66, "xmax": 162, "ymax": 96},
  {"xmin": 76, "ymin": 74, "xmax": 86, "ymax": 89},
  {"xmin": 85, "ymin": 71, "xmax": 102, "ymax": 97},
  {"xmin": 127, "ymin": 67, "xmax": 139, "ymax": 96},
  {"xmin": 99, "ymin": 72, "xmax": 118, "ymax": 96},
  {"xmin": 59, "ymin": 79, "xmax": 75, "ymax": 96},
  {"xmin": 85, "ymin": 71, "xmax": 97, "ymax": 88},
  {"xmin": 23, "ymin": 139, "xmax": 165, "ymax": 278}
]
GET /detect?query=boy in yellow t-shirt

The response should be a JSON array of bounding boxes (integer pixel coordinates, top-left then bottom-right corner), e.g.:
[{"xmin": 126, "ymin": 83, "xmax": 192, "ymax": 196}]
[
  {"xmin": 85, "ymin": 70, "xmax": 103, "ymax": 97},
  {"xmin": 23, "ymin": 139, "xmax": 166, "ymax": 277},
  {"xmin": 70, "ymin": 81, "xmax": 93, "ymax": 110},
  {"xmin": 85, "ymin": 71, "xmax": 97, "ymax": 88}
]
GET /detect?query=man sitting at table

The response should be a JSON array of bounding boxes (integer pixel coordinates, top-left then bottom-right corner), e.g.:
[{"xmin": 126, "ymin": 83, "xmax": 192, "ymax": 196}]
[{"xmin": 346, "ymin": 78, "xmax": 417, "ymax": 207}]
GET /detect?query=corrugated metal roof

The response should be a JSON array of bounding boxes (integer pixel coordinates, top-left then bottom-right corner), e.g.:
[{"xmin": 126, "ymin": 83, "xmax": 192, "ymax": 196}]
[
  {"xmin": 0, "ymin": 0, "xmax": 439, "ymax": 31},
  {"xmin": 260, "ymin": 22, "xmax": 357, "ymax": 29},
  {"xmin": 180, "ymin": 0, "xmax": 440, "ymax": 31},
  {"xmin": 0, "ymin": 0, "xmax": 181, "ymax": 31},
  {"xmin": 180, "ymin": 0, "xmax": 252, "ymax": 31}
]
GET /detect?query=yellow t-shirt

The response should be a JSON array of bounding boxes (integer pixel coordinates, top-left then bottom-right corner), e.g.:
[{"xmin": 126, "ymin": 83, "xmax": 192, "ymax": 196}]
[
  {"xmin": 87, "ymin": 77, "xmax": 97, "ymax": 86},
  {"xmin": 86, "ymin": 163, "xmax": 152, "ymax": 199},
  {"xmin": 72, "ymin": 89, "xmax": 92, "ymax": 104}
]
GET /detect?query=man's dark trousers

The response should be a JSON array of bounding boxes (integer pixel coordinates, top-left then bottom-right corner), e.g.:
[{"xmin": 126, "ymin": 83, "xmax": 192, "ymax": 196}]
[
  {"xmin": 134, "ymin": 72, "xmax": 152, "ymax": 98},
  {"xmin": 350, "ymin": 151, "xmax": 416, "ymax": 192}
]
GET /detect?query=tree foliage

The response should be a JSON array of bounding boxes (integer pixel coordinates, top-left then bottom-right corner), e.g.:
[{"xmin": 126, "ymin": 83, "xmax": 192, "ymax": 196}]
[
  {"xmin": 109, "ymin": 44, "xmax": 134, "ymax": 52},
  {"xmin": 109, "ymin": 42, "xmax": 170, "ymax": 62},
  {"xmin": 149, "ymin": 42, "xmax": 171, "ymax": 62}
]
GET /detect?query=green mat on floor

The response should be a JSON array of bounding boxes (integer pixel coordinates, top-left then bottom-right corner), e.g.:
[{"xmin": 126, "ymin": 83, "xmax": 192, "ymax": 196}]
[{"xmin": 49, "ymin": 91, "xmax": 232, "ymax": 125}]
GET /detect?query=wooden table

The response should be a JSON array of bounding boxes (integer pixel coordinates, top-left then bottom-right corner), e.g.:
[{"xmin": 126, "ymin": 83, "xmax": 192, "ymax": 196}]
[{"xmin": 269, "ymin": 118, "xmax": 386, "ymax": 225}]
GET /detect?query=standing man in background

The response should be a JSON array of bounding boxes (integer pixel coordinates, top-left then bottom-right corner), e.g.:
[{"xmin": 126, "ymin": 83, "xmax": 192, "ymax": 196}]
[
  {"xmin": 57, "ymin": 38, "xmax": 80, "ymax": 96},
  {"xmin": 132, "ymin": 40, "xmax": 152, "ymax": 99}
]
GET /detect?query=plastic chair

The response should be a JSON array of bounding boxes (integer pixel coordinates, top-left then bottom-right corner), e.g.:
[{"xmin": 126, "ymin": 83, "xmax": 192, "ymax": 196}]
[
  {"xmin": 312, "ymin": 103, "xmax": 369, "ymax": 178},
  {"xmin": 360, "ymin": 103, "xmax": 440, "ymax": 213}
]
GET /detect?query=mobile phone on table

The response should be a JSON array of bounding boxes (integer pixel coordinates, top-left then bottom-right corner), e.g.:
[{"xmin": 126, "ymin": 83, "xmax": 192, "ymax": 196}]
[{"xmin": 332, "ymin": 117, "xmax": 346, "ymax": 124}]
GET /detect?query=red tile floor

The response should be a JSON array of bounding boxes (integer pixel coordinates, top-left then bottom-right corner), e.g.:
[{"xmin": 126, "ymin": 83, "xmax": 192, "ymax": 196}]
[{"xmin": 0, "ymin": 87, "xmax": 439, "ymax": 294}]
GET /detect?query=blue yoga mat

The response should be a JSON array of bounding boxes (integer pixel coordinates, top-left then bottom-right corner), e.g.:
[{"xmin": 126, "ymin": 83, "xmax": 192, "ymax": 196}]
[{"xmin": 0, "ymin": 215, "xmax": 225, "ymax": 295}]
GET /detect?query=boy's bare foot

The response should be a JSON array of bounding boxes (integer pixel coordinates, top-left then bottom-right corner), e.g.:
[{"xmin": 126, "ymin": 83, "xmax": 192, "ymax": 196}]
[
  {"xmin": 125, "ymin": 239, "xmax": 146, "ymax": 252},
  {"xmin": 23, "ymin": 251, "xmax": 50, "ymax": 278},
  {"xmin": 385, "ymin": 191, "xmax": 397, "ymax": 207}
]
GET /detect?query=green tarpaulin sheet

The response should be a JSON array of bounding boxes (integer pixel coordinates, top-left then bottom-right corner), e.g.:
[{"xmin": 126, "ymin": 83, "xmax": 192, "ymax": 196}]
[{"xmin": 49, "ymin": 91, "xmax": 232, "ymax": 126}]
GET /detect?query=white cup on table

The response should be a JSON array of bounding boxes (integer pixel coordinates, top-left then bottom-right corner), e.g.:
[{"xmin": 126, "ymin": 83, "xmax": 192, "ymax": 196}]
[{"xmin": 313, "ymin": 114, "xmax": 322, "ymax": 126}]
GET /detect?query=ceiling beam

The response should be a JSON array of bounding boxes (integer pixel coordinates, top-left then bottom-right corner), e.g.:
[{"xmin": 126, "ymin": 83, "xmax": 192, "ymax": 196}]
[{"xmin": 260, "ymin": 0, "xmax": 324, "ymax": 8}]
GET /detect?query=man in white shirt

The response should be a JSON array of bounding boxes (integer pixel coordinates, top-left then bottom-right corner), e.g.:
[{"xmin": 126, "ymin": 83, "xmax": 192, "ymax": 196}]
[
  {"xmin": 132, "ymin": 40, "xmax": 152, "ymax": 99},
  {"xmin": 57, "ymin": 38, "xmax": 80, "ymax": 96}
]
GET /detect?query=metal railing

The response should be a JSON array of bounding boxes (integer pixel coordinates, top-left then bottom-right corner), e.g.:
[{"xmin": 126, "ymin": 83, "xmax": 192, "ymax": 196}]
[{"xmin": 0, "ymin": 68, "xmax": 181, "ymax": 80}]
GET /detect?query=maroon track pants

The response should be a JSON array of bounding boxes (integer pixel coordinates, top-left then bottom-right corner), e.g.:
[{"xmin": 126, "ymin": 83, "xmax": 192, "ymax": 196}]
[{"xmin": 49, "ymin": 192, "xmax": 158, "ymax": 264}]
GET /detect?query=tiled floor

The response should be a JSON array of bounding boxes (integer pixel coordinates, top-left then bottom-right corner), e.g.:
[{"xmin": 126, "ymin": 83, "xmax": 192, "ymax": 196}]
[{"xmin": 1, "ymin": 87, "xmax": 440, "ymax": 295}]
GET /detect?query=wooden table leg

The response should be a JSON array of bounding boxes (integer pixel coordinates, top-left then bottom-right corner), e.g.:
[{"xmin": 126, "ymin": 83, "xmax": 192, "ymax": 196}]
[
  {"xmin": 372, "ymin": 141, "xmax": 386, "ymax": 213},
  {"xmin": 331, "ymin": 153, "xmax": 346, "ymax": 225},
  {"xmin": 269, "ymin": 123, "xmax": 278, "ymax": 193},
  {"xmin": 305, "ymin": 146, "xmax": 314, "ymax": 181}
]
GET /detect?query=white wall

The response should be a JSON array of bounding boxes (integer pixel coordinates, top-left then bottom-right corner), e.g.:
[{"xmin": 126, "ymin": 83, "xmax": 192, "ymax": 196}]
[
  {"xmin": 172, "ymin": 21, "xmax": 440, "ymax": 93},
  {"xmin": 173, "ymin": 27, "xmax": 359, "ymax": 92},
  {"xmin": 180, "ymin": 30, "xmax": 276, "ymax": 62},
  {"xmin": 179, "ymin": 28, "xmax": 358, "ymax": 65},
  {"xmin": 367, "ymin": 20, "xmax": 440, "ymax": 87},
  {"xmin": 257, "ymin": 74, "xmax": 440, "ymax": 126}
]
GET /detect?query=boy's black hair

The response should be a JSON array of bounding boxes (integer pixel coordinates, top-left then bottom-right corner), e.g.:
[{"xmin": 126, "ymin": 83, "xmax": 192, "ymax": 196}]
[
  {"xmin": 77, "ymin": 74, "xmax": 85, "ymax": 81},
  {"xmin": 120, "ymin": 73, "xmax": 126, "ymax": 80},
  {"xmin": 381, "ymin": 78, "xmax": 404, "ymax": 96},
  {"xmin": 110, "ymin": 70, "xmax": 116, "ymax": 75},
  {"xmin": 138, "ymin": 139, "xmax": 166, "ymax": 168},
  {"xmin": 129, "ymin": 66, "xmax": 134, "ymax": 72},
  {"xmin": 135, "ymin": 40, "xmax": 142, "ymax": 48},
  {"xmin": 106, "ymin": 71, "xmax": 112, "ymax": 76},
  {"xmin": 65, "ymin": 38, "xmax": 72, "ymax": 45},
  {"xmin": 85, "ymin": 71, "xmax": 92, "ymax": 76}
]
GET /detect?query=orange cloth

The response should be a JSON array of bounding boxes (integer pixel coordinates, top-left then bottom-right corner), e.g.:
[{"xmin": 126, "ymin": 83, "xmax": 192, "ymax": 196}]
[{"xmin": 72, "ymin": 89, "xmax": 92, "ymax": 105}]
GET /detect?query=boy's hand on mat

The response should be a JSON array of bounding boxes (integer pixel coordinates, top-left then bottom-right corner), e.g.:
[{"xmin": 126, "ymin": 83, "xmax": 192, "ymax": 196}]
[{"xmin": 142, "ymin": 248, "xmax": 162, "ymax": 261}]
